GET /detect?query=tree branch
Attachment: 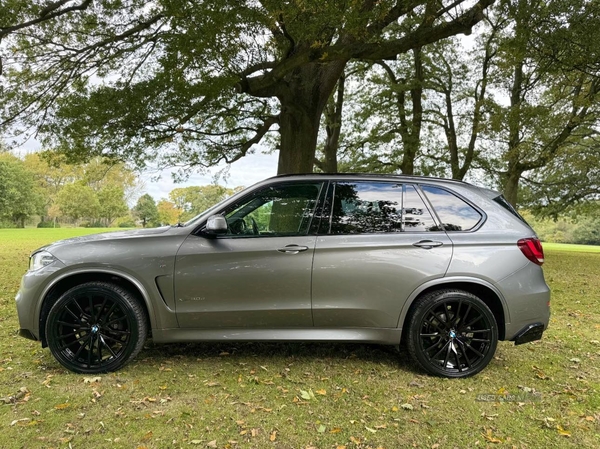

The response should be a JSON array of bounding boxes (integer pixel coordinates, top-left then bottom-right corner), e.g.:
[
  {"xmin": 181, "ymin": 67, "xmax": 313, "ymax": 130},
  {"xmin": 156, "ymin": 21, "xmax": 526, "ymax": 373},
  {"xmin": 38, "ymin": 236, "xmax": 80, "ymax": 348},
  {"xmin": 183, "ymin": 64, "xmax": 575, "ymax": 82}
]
[{"xmin": 0, "ymin": 0, "xmax": 92, "ymax": 38}]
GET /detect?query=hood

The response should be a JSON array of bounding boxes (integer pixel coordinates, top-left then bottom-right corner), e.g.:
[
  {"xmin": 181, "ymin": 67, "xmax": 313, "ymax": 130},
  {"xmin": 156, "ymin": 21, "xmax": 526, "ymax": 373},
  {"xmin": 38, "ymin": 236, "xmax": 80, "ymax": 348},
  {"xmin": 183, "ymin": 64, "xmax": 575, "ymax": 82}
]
[{"xmin": 36, "ymin": 226, "xmax": 173, "ymax": 254}]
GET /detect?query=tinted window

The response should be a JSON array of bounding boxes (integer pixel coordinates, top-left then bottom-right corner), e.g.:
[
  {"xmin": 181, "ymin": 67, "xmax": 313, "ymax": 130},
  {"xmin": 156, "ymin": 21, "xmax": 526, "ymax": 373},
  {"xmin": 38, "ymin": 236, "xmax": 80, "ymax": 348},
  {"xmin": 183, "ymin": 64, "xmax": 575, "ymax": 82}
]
[
  {"xmin": 421, "ymin": 185, "xmax": 482, "ymax": 231},
  {"xmin": 403, "ymin": 185, "xmax": 438, "ymax": 232},
  {"xmin": 328, "ymin": 182, "xmax": 439, "ymax": 234},
  {"xmin": 224, "ymin": 183, "xmax": 322, "ymax": 236},
  {"xmin": 329, "ymin": 182, "xmax": 403, "ymax": 234}
]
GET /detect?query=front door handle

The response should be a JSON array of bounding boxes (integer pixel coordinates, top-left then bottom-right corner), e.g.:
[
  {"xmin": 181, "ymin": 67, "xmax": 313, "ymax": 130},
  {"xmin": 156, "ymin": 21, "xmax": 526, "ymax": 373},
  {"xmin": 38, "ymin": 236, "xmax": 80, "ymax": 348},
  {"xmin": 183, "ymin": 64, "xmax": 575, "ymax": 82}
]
[
  {"xmin": 413, "ymin": 240, "xmax": 444, "ymax": 249},
  {"xmin": 277, "ymin": 245, "xmax": 309, "ymax": 254}
]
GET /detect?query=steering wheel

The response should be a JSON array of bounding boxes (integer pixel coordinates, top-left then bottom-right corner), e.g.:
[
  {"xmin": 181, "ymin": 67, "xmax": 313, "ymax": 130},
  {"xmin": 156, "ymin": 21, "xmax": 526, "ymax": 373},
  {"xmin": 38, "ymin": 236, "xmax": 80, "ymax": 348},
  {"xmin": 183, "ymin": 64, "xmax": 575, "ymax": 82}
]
[{"xmin": 250, "ymin": 217, "xmax": 259, "ymax": 235}]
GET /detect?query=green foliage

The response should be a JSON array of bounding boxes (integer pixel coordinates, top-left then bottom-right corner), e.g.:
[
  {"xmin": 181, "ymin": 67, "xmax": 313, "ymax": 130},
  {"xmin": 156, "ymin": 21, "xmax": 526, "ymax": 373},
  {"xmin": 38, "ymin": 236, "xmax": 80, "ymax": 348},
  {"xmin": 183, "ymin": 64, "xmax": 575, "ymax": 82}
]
[
  {"xmin": 133, "ymin": 194, "xmax": 159, "ymax": 228},
  {"xmin": 36, "ymin": 220, "xmax": 60, "ymax": 228},
  {"xmin": 97, "ymin": 185, "xmax": 129, "ymax": 225},
  {"xmin": 117, "ymin": 220, "xmax": 136, "ymax": 228},
  {"xmin": 169, "ymin": 185, "xmax": 234, "ymax": 222},
  {"xmin": 0, "ymin": 154, "xmax": 44, "ymax": 227},
  {"xmin": 1, "ymin": 0, "xmax": 492, "ymax": 176},
  {"xmin": 56, "ymin": 182, "xmax": 99, "ymax": 222},
  {"xmin": 157, "ymin": 199, "xmax": 179, "ymax": 226},
  {"xmin": 522, "ymin": 210, "xmax": 600, "ymax": 246}
]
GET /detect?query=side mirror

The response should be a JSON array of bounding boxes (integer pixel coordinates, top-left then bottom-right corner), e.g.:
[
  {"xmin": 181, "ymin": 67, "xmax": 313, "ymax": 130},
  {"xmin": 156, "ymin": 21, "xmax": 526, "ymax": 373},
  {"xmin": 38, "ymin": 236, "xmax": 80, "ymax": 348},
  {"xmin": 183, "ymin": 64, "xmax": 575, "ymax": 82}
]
[{"xmin": 204, "ymin": 214, "xmax": 228, "ymax": 235}]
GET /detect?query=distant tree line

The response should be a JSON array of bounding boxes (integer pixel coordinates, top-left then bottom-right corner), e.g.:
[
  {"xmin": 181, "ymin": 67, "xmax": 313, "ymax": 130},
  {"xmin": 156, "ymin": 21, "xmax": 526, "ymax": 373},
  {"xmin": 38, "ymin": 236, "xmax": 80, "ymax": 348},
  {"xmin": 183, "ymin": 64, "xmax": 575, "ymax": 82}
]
[{"xmin": 0, "ymin": 151, "xmax": 239, "ymax": 228}]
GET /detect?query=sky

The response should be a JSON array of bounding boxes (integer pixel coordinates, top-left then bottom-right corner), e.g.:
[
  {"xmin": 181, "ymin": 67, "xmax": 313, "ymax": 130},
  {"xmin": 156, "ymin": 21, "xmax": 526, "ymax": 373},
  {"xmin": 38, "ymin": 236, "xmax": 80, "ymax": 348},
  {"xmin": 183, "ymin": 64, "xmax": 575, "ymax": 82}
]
[{"xmin": 12, "ymin": 136, "xmax": 280, "ymax": 201}]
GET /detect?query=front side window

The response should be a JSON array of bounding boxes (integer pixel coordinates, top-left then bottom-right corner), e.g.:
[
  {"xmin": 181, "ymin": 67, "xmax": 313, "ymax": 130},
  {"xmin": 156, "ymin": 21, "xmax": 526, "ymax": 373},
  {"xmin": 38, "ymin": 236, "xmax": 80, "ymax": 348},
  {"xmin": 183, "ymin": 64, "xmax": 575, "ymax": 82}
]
[
  {"xmin": 223, "ymin": 183, "xmax": 323, "ymax": 237},
  {"xmin": 327, "ymin": 182, "xmax": 439, "ymax": 234},
  {"xmin": 421, "ymin": 185, "xmax": 482, "ymax": 231}
]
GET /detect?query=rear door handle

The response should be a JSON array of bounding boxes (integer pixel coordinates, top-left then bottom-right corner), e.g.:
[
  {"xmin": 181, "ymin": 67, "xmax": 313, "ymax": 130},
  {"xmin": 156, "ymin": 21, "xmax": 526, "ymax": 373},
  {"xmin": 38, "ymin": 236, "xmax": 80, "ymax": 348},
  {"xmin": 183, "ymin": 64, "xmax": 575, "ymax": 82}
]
[
  {"xmin": 412, "ymin": 240, "xmax": 444, "ymax": 249},
  {"xmin": 277, "ymin": 245, "xmax": 309, "ymax": 254}
]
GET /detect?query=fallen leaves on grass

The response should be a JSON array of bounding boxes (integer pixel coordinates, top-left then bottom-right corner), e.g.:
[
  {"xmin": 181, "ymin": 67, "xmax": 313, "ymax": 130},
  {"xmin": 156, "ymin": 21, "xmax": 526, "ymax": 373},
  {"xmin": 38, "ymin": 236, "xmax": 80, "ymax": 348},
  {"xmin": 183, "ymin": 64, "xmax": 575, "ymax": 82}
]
[{"xmin": 482, "ymin": 428, "xmax": 503, "ymax": 443}]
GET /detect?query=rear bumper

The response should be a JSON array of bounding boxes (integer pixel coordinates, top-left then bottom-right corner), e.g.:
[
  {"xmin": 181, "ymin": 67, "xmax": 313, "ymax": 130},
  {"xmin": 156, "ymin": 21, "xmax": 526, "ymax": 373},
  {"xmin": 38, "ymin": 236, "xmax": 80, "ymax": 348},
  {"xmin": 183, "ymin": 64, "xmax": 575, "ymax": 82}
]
[
  {"xmin": 512, "ymin": 322, "xmax": 545, "ymax": 345},
  {"xmin": 18, "ymin": 328, "xmax": 38, "ymax": 341}
]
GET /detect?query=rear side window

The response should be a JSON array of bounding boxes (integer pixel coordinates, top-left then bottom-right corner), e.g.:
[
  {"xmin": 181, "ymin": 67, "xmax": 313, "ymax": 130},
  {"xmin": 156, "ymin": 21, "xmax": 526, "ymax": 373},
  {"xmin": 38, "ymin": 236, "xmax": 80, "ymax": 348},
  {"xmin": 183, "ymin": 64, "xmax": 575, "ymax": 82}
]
[
  {"xmin": 327, "ymin": 182, "xmax": 439, "ymax": 234},
  {"xmin": 421, "ymin": 185, "xmax": 482, "ymax": 231}
]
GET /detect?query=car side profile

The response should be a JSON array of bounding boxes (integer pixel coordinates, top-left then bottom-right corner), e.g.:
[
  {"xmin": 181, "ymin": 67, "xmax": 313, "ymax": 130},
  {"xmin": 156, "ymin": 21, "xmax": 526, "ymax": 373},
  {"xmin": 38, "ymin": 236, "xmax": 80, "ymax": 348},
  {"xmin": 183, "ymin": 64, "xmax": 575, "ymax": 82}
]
[{"xmin": 15, "ymin": 174, "xmax": 550, "ymax": 378}]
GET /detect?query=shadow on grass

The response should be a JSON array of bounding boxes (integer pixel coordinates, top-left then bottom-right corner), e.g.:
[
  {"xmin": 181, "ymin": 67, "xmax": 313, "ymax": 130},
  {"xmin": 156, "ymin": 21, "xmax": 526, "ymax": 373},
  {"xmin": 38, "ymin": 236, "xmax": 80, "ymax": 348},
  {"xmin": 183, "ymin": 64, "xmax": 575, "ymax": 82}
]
[{"xmin": 136, "ymin": 340, "xmax": 420, "ymax": 372}]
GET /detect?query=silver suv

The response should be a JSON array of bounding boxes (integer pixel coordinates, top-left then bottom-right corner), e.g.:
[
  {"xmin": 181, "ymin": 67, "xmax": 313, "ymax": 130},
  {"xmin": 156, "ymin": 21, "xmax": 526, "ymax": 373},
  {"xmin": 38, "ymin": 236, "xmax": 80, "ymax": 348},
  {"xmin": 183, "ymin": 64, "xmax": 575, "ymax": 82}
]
[{"xmin": 16, "ymin": 174, "xmax": 550, "ymax": 377}]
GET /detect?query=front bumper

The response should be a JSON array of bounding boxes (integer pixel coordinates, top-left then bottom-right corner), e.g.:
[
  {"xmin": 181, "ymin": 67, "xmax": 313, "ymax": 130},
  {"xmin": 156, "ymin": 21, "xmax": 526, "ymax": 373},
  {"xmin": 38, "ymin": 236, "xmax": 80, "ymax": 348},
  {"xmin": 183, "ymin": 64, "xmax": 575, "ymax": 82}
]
[{"xmin": 15, "ymin": 260, "xmax": 65, "ymax": 342}]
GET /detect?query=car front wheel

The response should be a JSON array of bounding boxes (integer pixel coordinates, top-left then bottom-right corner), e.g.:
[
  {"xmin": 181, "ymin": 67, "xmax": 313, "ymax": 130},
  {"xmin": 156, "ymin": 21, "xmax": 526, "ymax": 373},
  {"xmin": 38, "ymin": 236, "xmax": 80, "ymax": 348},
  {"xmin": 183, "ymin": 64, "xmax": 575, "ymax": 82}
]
[
  {"xmin": 406, "ymin": 289, "xmax": 498, "ymax": 378},
  {"xmin": 45, "ymin": 281, "xmax": 148, "ymax": 374}
]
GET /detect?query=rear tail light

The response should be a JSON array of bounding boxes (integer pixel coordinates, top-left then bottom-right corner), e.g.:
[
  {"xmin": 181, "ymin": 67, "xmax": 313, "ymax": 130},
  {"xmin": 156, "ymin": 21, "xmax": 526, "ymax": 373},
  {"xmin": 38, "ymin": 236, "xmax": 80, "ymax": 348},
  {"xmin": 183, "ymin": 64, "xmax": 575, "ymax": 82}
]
[{"xmin": 518, "ymin": 238, "xmax": 544, "ymax": 266}]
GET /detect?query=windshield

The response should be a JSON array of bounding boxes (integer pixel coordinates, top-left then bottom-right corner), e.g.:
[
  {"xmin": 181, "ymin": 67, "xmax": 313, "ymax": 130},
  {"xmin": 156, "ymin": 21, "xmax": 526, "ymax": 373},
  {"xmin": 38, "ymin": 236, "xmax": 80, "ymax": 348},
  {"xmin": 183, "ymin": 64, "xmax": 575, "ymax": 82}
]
[{"xmin": 181, "ymin": 197, "xmax": 231, "ymax": 227}]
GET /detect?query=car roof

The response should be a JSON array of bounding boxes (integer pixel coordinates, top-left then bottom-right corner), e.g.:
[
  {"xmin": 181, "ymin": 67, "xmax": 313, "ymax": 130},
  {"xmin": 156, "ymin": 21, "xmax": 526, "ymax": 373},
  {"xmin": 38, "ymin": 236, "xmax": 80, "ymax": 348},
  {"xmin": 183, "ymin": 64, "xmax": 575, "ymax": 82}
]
[{"xmin": 266, "ymin": 173, "xmax": 501, "ymax": 197}]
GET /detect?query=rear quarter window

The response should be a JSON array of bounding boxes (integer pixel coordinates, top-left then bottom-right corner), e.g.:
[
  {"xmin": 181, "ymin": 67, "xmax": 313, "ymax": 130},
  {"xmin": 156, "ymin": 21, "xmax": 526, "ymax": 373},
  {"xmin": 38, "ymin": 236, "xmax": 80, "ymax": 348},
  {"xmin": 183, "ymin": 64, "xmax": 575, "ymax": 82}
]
[{"xmin": 421, "ymin": 185, "xmax": 482, "ymax": 231}]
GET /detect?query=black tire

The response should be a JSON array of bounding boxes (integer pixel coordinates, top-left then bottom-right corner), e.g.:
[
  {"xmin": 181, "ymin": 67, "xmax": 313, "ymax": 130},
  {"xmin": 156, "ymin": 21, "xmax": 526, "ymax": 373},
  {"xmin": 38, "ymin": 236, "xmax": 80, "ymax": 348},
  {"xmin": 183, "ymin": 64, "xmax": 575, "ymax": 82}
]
[
  {"xmin": 45, "ymin": 281, "xmax": 148, "ymax": 374},
  {"xmin": 406, "ymin": 289, "xmax": 498, "ymax": 378}
]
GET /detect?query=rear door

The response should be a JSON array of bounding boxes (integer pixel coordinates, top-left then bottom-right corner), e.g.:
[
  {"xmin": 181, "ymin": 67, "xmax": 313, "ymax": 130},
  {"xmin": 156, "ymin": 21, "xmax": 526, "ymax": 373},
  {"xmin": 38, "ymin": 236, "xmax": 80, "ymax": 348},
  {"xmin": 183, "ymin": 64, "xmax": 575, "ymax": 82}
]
[{"xmin": 311, "ymin": 181, "xmax": 453, "ymax": 328}]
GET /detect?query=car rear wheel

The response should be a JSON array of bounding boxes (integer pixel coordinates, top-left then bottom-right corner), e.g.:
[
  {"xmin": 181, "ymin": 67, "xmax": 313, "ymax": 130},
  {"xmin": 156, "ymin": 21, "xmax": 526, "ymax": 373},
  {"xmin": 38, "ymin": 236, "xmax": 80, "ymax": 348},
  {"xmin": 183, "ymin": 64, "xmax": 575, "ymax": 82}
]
[
  {"xmin": 45, "ymin": 282, "xmax": 148, "ymax": 374},
  {"xmin": 406, "ymin": 289, "xmax": 498, "ymax": 378}
]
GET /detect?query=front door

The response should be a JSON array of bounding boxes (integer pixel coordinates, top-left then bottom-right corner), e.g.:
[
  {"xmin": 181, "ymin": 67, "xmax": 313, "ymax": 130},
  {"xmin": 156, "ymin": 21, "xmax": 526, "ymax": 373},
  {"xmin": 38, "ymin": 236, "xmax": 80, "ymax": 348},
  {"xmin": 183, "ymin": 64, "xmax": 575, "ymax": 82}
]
[{"xmin": 174, "ymin": 181, "xmax": 325, "ymax": 328}]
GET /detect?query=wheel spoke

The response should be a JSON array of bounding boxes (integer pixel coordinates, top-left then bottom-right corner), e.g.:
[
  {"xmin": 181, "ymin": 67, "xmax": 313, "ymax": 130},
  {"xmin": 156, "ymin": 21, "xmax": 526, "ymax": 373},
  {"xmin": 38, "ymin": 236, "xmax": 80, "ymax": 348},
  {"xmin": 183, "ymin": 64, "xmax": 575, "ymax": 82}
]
[
  {"xmin": 100, "ymin": 335, "xmax": 118, "ymax": 358},
  {"xmin": 105, "ymin": 315, "xmax": 127, "ymax": 326},
  {"xmin": 470, "ymin": 338, "xmax": 490, "ymax": 343},
  {"xmin": 431, "ymin": 311, "xmax": 450, "ymax": 330},
  {"xmin": 430, "ymin": 340, "xmax": 451, "ymax": 360},
  {"xmin": 101, "ymin": 333, "xmax": 127, "ymax": 343},
  {"xmin": 97, "ymin": 336, "xmax": 103, "ymax": 363},
  {"xmin": 468, "ymin": 328, "xmax": 491, "ymax": 334},
  {"xmin": 456, "ymin": 340, "xmax": 472, "ymax": 368},
  {"xmin": 99, "ymin": 301, "xmax": 117, "ymax": 325},
  {"xmin": 57, "ymin": 320, "xmax": 84, "ymax": 329},
  {"xmin": 88, "ymin": 295, "xmax": 96, "ymax": 322},
  {"xmin": 87, "ymin": 334, "xmax": 94, "ymax": 367},
  {"xmin": 463, "ymin": 342, "xmax": 485, "ymax": 358},
  {"xmin": 442, "ymin": 341, "xmax": 452, "ymax": 369},
  {"xmin": 72, "ymin": 299, "xmax": 89, "ymax": 319},
  {"xmin": 64, "ymin": 306, "xmax": 83, "ymax": 324},
  {"xmin": 96, "ymin": 296, "xmax": 108, "ymax": 323},
  {"xmin": 464, "ymin": 314, "xmax": 484, "ymax": 328},
  {"xmin": 462, "ymin": 303, "xmax": 472, "ymax": 324},
  {"xmin": 105, "ymin": 328, "xmax": 130, "ymax": 336},
  {"xmin": 73, "ymin": 334, "xmax": 92, "ymax": 360},
  {"xmin": 454, "ymin": 346, "xmax": 462, "ymax": 372},
  {"xmin": 453, "ymin": 299, "xmax": 463, "ymax": 326},
  {"xmin": 57, "ymin": 331, "xmax": 82, "ymax": 341},
  {"xmin": 420, "ymin": 332, "xmax": 440, "ymax": 337}
]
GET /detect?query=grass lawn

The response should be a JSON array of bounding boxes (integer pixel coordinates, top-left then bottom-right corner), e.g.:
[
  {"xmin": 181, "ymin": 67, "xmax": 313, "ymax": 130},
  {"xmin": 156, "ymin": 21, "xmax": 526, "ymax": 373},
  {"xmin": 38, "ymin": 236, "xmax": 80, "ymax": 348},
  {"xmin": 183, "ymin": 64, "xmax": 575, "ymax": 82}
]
[
  {"xmin": 1, "ymin": 229, "xmax": 599, "ymax": 448},
  {"xmin": 542, "ymin": 242, "xmax": 600, "ymax": 253}
]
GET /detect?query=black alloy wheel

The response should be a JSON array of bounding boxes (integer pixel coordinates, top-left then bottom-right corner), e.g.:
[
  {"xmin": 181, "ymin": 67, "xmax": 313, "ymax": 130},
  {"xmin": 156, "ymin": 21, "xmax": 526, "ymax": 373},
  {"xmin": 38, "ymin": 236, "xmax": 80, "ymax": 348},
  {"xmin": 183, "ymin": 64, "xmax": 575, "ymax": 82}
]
[
  {"xmin": 45, "ymin": 282, "xmax": 147, "ymax": 374},
  {"xmin": 407, "ymin": 289, "xmax": 498, "ymax": 378}
]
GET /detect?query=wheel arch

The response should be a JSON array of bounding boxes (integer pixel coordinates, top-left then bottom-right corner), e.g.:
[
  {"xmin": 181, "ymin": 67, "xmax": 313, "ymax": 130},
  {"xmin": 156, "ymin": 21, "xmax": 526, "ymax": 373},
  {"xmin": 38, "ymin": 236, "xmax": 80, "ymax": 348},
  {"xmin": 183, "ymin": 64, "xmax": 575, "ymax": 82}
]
[
  {"xmin": 38, "ymin": 269, "xmax": 155, "ymax": 347},
  {"xmin": 398, "ymin": 277, "xmax": 508, "ymax": 341}
]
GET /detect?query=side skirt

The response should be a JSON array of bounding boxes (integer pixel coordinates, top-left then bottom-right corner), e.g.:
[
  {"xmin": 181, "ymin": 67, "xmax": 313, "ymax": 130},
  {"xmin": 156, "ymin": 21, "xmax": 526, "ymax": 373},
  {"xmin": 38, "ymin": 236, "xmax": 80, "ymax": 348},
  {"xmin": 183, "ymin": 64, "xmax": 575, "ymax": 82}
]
[{"xmin": 151, "ymin": 328, "xmax": 403, "ymax": 345}]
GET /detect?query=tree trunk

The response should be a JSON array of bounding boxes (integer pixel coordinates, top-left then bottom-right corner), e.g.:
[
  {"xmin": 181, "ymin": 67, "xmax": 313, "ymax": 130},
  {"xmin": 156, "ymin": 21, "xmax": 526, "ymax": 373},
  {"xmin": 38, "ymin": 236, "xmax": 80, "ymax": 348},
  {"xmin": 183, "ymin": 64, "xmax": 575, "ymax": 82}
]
[
  {"xmin": 277, "ymin": 104, "xmax": 321, "ymax": 174},
  {"xmin": 503, "ymin": 167, "xmax": 522, "ymax": 207},
  {"xmin": 318, "ymin": 74, "xmax": 345, "ymax": 173},
  {"xmin": 276, "ymin": 61, "xmax": 346, "ymax": 175}
]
